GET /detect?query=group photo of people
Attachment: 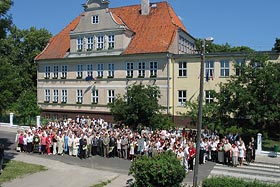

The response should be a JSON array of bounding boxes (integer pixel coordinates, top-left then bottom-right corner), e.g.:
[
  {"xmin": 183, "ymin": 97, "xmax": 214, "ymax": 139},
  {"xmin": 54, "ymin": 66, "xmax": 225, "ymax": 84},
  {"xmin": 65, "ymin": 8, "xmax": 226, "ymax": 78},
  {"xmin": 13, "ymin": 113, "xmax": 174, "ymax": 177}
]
[{"xmin": 14, "ymin": 115, "xmax": 256, "ymax": 173}]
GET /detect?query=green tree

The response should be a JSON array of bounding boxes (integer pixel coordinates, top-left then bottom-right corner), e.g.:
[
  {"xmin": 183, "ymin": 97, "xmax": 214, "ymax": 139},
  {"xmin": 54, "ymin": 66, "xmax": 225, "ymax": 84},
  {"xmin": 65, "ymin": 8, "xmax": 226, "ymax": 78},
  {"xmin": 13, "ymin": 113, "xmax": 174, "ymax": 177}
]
[
  {"xmin": 129, "ymin": 151, "xmax": 186, "ymax": 187},
  {"xmin": 0, "ymin": 0, "xmax": 13, "ymax": 39},
  {"xmin": 109, "ymin": 84, "xmax": 172, "ymax": 129},
  {"xmin": 272, "ymin": 38, "xmax": 280, "ymax": 52}
]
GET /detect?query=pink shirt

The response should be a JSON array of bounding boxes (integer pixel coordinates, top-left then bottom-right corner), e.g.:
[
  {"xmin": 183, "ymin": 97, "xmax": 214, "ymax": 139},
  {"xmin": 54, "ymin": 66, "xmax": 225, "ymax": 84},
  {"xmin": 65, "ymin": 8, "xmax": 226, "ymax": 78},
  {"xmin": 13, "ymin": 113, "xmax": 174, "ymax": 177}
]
[{"xmin": 40, "ymin": 136, "xmax": 47, "ymax": 145}]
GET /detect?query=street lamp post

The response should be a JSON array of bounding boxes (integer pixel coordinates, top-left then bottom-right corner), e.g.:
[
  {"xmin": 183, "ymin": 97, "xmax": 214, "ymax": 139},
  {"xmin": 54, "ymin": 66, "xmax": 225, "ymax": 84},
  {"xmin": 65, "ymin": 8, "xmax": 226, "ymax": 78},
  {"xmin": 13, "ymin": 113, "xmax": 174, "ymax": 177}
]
[{"xmin": 193, "ymin": 37, "xmax": 214, "ymax": 187}]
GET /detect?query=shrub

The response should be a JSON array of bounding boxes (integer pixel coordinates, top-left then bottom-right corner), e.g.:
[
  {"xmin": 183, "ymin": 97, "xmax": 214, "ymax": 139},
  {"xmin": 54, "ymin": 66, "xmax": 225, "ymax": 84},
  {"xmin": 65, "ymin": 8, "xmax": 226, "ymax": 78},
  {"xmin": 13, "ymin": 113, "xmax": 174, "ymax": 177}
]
[
  {"xmin": 202, "ymin": 177, "xmax": 280, "ymax": 187},
  {"xmin": 129, "ymin": 150, "xmax": 186, "ymax": 187}
]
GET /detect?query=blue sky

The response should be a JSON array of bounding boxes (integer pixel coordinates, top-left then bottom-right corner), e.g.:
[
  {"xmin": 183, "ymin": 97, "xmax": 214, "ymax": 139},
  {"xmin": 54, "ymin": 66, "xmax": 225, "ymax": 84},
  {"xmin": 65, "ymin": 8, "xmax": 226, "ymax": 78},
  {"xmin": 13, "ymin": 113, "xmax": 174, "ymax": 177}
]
[{"xmin": 10, "ymin": 0, "xmax": 279, "ymax": 51}]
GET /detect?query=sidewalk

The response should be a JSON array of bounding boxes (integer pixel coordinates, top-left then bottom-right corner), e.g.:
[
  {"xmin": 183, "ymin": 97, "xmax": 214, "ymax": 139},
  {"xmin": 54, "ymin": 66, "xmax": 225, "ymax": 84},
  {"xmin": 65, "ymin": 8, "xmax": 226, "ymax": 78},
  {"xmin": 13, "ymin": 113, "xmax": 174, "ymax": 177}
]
[{"xmin": 2, "ymin": 152, "xmax": 131, "ymax": 187}]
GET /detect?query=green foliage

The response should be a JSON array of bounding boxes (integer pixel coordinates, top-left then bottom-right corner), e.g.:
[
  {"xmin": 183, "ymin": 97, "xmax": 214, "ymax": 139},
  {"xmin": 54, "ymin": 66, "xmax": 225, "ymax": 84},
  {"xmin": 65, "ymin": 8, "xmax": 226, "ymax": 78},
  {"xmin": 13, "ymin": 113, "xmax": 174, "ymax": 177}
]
[
  {"xmin": 0, "ymin": 0, "xmax": 13, "ymax": 39},
  {"xmin": 109, "ymin": 84, "xmax": 172, "ymax": 129},
  {"xmin": 202, "ymin": 177, "xmax": 280, "ymax": 187},
  {"xmin": 129, "ymin": 151, "xmax": 186, "ymax": 187},
  {"xmin": 272, "ymin": 38, "xmax": 280, "ymax": 52},
  {"xmin": 195, "ymin": 39, "xmax": 254, "ymax": 53}
]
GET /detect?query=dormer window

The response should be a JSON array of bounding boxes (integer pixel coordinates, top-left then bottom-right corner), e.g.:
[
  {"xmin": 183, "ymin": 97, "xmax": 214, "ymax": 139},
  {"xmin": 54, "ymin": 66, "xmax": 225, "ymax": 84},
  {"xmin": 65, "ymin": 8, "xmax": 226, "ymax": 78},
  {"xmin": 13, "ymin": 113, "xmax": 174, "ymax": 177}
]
[{"xmin": 92, "ymin": 15, "xmax": 99, "ymax": 24}]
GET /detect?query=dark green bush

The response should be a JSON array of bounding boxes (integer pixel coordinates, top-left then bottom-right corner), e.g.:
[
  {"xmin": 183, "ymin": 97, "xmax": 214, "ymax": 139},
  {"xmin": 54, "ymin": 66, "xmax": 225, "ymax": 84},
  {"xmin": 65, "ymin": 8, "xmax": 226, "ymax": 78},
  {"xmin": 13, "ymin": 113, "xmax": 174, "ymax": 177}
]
[
  {"xmin": 202, "ymin": 177, "xmax": 280, "ymax": 187},
  {"xmin": 129, "ymin": 150, "xmax": 186, "ymax": 187}
]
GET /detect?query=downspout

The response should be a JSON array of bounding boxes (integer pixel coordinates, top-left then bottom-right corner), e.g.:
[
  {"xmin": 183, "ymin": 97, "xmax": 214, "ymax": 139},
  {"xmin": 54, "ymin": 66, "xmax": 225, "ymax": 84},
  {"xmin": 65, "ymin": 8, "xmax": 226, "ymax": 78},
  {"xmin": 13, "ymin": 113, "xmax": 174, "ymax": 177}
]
[{"xmin": 167, "ymin": 53, "xmax": 170, "ymax": 115}]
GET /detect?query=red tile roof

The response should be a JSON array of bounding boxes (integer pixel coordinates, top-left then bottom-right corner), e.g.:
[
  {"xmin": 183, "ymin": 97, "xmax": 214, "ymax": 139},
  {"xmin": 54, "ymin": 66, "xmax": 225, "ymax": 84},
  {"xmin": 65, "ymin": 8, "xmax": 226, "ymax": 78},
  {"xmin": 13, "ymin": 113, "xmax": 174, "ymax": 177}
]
[{"xmin": 35, "ymin": 2, "xmax": 188, "ymax": 60}]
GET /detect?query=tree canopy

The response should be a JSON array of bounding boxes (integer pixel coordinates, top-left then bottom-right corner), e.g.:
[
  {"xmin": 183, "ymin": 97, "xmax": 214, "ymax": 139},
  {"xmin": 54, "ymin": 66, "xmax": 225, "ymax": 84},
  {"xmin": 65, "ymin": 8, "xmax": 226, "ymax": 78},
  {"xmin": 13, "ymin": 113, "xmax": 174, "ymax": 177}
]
[
  {"xmin": 272, "ymin": 38, "xmax": 280, "ymax": 52},
  {"xmin": 0, "ymin": 0, "xmax": 13, "ymax": 39}
]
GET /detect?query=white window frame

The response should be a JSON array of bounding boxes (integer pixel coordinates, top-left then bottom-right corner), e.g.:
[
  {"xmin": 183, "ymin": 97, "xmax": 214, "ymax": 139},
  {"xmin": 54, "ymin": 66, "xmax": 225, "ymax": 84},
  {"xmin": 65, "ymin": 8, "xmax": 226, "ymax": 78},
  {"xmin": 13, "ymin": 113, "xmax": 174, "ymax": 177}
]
[
  {"xmin": 178, "ymin": 90, "xmax": 187, "ymax": 106},
  {"xmin": 87, "ymin": 36, "xmax": 94, "ymax": 50},
  {"xmin": 87, "ymin": 64, "xmax": 93, "ymax": 77},
  {"xmin": 205, "ymin": 90, "xmax": 214, "ymax": 103},
  {"xmin": 150, "ymin": 61, "xmax": 158, "ymax": 77},
  {"xmin": 61, "ymin": 90, "xmax": 68, "ymax": 103},
  {"xmin": 76, "ymin": 64, "xmax": 83, "ymax": 78},
  {"xmin": 220, "ymin": 60, "xmax": 230, "ymax": 77},
  {"xmin": 44, "ymin": 65, "xmax": 51, "ymax": 78},
  {"xmin": 126, "ymin": 62, "xmax": 134, "ymax": 77},
  {"xmin": 53, "ymin": 65, "xmax": 59, "ymax": 79},
  {"xmin": 92, "ymin": 90, "xmax": 99, "ymax": 104},
  {"xmin": 76, "ymin": 90, "xmax": 83, "ymax": 104},
  {"xmin": 138, "ymin": 62, "xmax": 145, "ymax": 77},
  {"xmin": 178, "ymin": 61, "xmax": 187, "ymax": 77},
  {"xmin": 77, "ymin": 37, "xmax": 83, "ymax": 51},
  {"xmin": 108, "ymin": 63, "xmax": 114, "ymax": 77},
  {"xmin": 97, "ymin": 64, "xmax": 104, "ymax": 78},
  {"xmin": 92, "ymin": 15, "xmax": 99, "ymax": 24},
  {"xmin": 205, "ymin": 60, "xmax": 214, "ymax": 79},
  {"xmin": 61, "ymin": 65, "xmax": 67, "ymax": 78},
  {"xmin": 108, "ymin": 35, "xmax": 115, "ymax": 49},
  {"xmin": 107, "ymin": 90, "xmax": 115, "ymax": 103},
  {"xmin": 44, "ymin": 89, "xmax": 50, "ymax": 102},
  {"xmin": 53, "ymin": 89, "xmax": 59, "ymax": 103},
  {"xmin": 97, "ymin": 36, "xmax": 104, "ymax": 49},
  {"xmin": 235, "ymin": 59, "xmax": 244, "ymax": 76}
]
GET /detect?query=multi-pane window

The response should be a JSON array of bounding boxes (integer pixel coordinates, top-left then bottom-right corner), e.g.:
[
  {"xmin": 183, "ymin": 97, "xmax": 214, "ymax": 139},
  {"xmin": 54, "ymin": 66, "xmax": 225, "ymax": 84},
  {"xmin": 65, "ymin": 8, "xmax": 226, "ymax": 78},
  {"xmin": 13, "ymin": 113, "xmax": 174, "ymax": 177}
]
[
  {"xmin": 220, "ymin": 60, "xmax": 230, "ymax": 77},
  {"xmin": 87, "ymin": 36, "xmax": 94, "ymax": 50},
  {"xmin": 97, "ymin": 36, "xmax": 104, "ymax": 49},
  {"xmin": 61, "ymin": 65, "xmax": 67, "ymax": 78},
  {"xmin": 76, "ymin": 90, "xmax": 83, "ymax": 104},
  {"xmin": 178, "ymin": 61, "xmax": 187, "ymax": 77},
  {"xmin": 138, "ymin": 62, "xmax": 145, "ymax": 77},
  {"xmin": 92, "ymin": 90, "xmax": 98, "ymax": 104},
  {"xmin": 205, "ymin": 60, "xmax": 214, "ymax": 80},
  {"xmin": 150, "ymin": 61, "xmax": 158, "ymax": 77},
  {"xmin": 178, "ymin": 90, "xmax": 187, "ymax": 106},
  {"xmin": 76, "ymin": 64, "xmax": 83, "ymax": 78},
  {"xmin": 97, "ymin": 63, "xmax": 104, "ymax": 77},
  {"xmin": 108, "ymin": 35, "xmax": 115, "ymax": 49},
  {"xmin": 53, "ymin": 89, "xmax": 59, "ymax": 103},
  {"xmin": 107, "ymin": 90, "xmax": 115, "ymax": 103},
  {"xmin": 44, "ymin": 89, "xmax": 50, "ymax": 102},
  {"xmin": 108, "ymin": 63, "xmax": 114, "ymax": 77},
  {"xmin": 53, "ymin": 65, "xmax": 59, "ymax": 78},
  {"xmin": 92, "ymin": 15, "xmax": 99, "ymax": 24},
  {"xmin": 126, "ymin": 62, "xmax": 134, "ymax": 77},
  {"xmin": 235, "ymin": 59, "xmax": 244, "ymax": 76},
  {"xmin": 87, "ymin": 64, "xmax": 93, "ymax": 77},
  {"xmin": 61, "ymin": 90, "xmax": 68, "ymax": 103},
  {"xmin": 44, "ymin": 66, "xmax": 51, "ymax": 78},
  {"xmin": 205, "ymin": 90, "xmax": 214, "ymax": 103},
  {"xmin": 77, "ymin": 37, "xmax": 83, "ymax": 51}
]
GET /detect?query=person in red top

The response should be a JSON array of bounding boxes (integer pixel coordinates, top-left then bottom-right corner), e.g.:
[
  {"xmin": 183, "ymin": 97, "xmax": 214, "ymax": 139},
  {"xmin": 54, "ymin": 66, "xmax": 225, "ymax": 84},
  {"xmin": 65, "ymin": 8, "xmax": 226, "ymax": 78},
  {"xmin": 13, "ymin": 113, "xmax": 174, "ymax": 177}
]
[
  {"xmin": 188, "ymin": 142, "xmax": 196, "ymax": 171},
  {"xmin": 40, "ymin": 133, "xmax": 47, "ymax": 154},
  {"xmin": 46, "ymin": 134, "xmax": 53, "ymax": 155}
]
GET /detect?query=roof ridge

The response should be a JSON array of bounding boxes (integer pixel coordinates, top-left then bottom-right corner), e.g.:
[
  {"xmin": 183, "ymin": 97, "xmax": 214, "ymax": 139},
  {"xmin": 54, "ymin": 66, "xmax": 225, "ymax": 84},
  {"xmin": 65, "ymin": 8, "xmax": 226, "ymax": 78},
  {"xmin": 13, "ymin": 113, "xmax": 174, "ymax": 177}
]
[{"xmin": 165, "ymin": 1, "xmax": 187, "ymax": 32}]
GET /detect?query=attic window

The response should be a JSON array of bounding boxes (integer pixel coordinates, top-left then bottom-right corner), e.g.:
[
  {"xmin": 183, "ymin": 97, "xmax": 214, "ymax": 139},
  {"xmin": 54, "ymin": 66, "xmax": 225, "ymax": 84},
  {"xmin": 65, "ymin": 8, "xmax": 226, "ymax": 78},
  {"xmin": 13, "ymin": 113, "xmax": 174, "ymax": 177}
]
[{"xmin": 92, "ymin": 15, "xmax": 99, "ymax": 24}]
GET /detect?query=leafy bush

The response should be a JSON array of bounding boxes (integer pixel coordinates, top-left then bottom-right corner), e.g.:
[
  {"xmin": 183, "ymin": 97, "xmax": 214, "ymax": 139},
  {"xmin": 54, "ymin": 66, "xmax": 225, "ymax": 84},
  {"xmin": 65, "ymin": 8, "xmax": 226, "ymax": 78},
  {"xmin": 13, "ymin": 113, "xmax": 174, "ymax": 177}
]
[
  {"xmin": 202, "ymin": 177, "xmax": 280, "ymax": 187},
  {"xmin": 129, "ymin": 151, "xmax": 186, "ymax": 187}
]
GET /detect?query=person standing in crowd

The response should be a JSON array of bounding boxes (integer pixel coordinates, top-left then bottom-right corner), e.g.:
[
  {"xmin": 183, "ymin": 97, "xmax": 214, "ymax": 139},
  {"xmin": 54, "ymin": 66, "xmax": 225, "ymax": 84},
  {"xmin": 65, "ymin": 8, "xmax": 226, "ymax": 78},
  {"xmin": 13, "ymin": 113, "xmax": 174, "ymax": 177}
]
[
  {"xmin": 98, "ymin": 134, "xmax": 104, "ymax": 157},
  {"xmin": 188, "ymin": 142, "xmax": 196, "ymax": 171},
  {"xmin": 91, "ymin": 134, "xmax": 99, "ymax": 156},
  {"xmin": 79, "ymin": 136, "xmax": 87, "ymax": 159},
  {"xmin": 52, "ymin": 134, "xmax": 58, "ymax": 155},
  {"xmin": 251, "ymin": 137, "xmax": 255, "ymax": 162},
  {"xmin": 223, "ymin": 138, "xmax": 232, "ymax": 166},
  {"xmin": 121, "ymin": 135, "xmax": 128, "ymax": 159},
  {"xmin": 109, "ymin": 133, "xmax": 116, "ymax": 157},
  {"xmin": 73, "ymin": 134, "xmax": 79, "ymax": 157},
  {"xmin": 116, "ymin": 136, "xmax": 122, "ymax": 158},
  {"xmin": 103, "ymin": 133, "xmax": 110, "ymax": 158},
  {"xmin": 246, "ymin": 141, "xmax": 254, "ymax": 165},
  {"xmin": 86, "ymin": 133, "xmax": 92, "ymax": 158},
  {"xmin": 230, "ymin": 143, "xmax": 239, "ymax": 167},
  {"xmin": 0, "ymin": 144, "xmax": 4, "ymax": 174},
  {"xmin": 238, "ymin": 140, "xmax": 246, "ymax": 166},
  {"xmin": 18, "ymin": 132, "xmax": 24, "ymax": 152},
  {"xmin": 57, "ymin": 133, "xmax": 64, "ymax": 156},
  {"xmin": 40, "ymin": 133, "xmax": 47, "ymax": 154},
  {"xmin": 199, "ymin": 138, "xmax": 206, "ymax": 165},
  {"xmin": 26, "ymin": 132, "xmax": 33, "ymax": 153},
  {"xmin": 33, "ymin": 132, "xmax": 40, "ymax": 153},
  {"xmin": 68, "ymin": 134, "xmax": 74, "ymax": 156},
  {"xmin": 64, "ymin": 133, "xmax": 69, "ymax": 155},
  {"xmin": 183, "ymin": 144, "xmax": 189, "ymax": 173}
]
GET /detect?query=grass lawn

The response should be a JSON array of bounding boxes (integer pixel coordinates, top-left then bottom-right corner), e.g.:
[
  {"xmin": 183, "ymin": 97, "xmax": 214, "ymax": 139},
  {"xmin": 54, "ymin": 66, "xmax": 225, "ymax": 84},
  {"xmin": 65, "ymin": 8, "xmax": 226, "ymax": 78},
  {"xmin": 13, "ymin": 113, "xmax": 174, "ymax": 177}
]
[
  {"xmin": 262, "ymin": 138, "xmax": 280, "ymax": 152},
  {"xmin": 0, "ymin": 159, "xmax": 46, "ymax": 185}
]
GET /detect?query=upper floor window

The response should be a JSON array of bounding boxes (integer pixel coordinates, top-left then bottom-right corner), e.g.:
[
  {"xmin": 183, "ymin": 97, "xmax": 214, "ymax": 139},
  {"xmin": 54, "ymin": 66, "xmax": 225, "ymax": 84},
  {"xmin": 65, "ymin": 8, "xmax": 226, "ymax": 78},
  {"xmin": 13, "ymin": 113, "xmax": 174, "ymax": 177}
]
[
  {"xmin": 97, "ymin": 63, "xmax": 104, "ymax": 78},
  {"xmin": 76, "ymin": 89, "xmax": 83, "ymax": 104},
  {"xmin": 108, "ymin": 63, "xmax": 114, "ymax": 77},
  {"xmin": 205, "ymin": 90, "xmax": 214, "ymax": 103},
  {"xmin": 76, "ymin": 64, "xmax": 83, "ymax": 78},
  {"xmin": 235, "ymin": 59, "xmax": 245, "ymax": 76},
  {"xmin": 87, "ymin": 64, "xmax": 93, "ymax": 77},
  {"xmin": 126, "ymin": 62, "xmax": 134, "ymax": 77},
  {"xmin": 53, "ymin": 89, "xmax": 59, "ymax": 103},
  {"xmin": 205, "ymin": 60, "xmax": 214, "ymax": 81},
  {"xmin": 138, "ymin": 62, "xmax": 145, "ymax": 77},
  {"xmin": 77, "ymin": 37, "xmax": 83, "ymax": 51},
  {"xmin": 150, "ymin": 61, "xmax": 158, "ymax": 77},
  {"xmin": 92, "ymin": 90, "xmax": 99, "ymax": 104},
  {"xmin": 220, "ymin": 60, "xmax": 230, "ymax": 77},
  {"xmin": 108, "ymin": 35, "xmax": 115, "ymax": 49},
  {"xmin": 97, "ymin": 36, "xmax": 104, "ymax": 49},
  {"xmin": 87, "ymin": 36, "xmax": 94, "ymax": 50},
  {"xmin": 44, "ymin": 89, "xmax": 50, "ymax": 102},
  {"xmin": 61, "ymin": 65, "xmax": 67, "ymax": 79},
  {"xmin": 107, "ymin": 90, "xmax": 115, "ymax": 103},
  {"xmin": 61, "ymin": 90, "xmax": 68, "ymax": 103},
  {"xmin": 178, "ymin": 90, "xmax": 187, "ymax": 106},
  {"xmin": 178, "ymin": 61, "xmax": 187, "ymax": 77},
  {"xmin": 44, "ymin": 65, "xmax": 51, "ymax": 79},
  {"xmin": 92, "ymin": 15, "xmax": 99, "ymax": 24},
  {"xmin": 53, "ymin": 65, "xmax": 59, "ymax": 79}
]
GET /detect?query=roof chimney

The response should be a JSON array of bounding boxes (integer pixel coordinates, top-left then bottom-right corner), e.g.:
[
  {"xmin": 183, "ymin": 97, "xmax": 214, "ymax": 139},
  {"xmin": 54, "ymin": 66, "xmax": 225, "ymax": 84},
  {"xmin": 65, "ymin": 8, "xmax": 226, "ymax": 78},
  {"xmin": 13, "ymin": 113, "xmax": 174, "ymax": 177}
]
[{"xmin": 141, "ymin": 0, "xmax": 150, "ymax": 15}]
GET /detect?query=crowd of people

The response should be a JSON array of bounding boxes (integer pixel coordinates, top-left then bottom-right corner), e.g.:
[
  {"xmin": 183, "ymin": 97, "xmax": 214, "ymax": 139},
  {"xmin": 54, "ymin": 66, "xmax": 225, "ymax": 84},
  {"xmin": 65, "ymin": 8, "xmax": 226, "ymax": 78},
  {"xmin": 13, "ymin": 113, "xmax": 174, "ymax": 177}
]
[{"xmin": 14, "ymin": 115, "xmax": 256, "ymax": 173}]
